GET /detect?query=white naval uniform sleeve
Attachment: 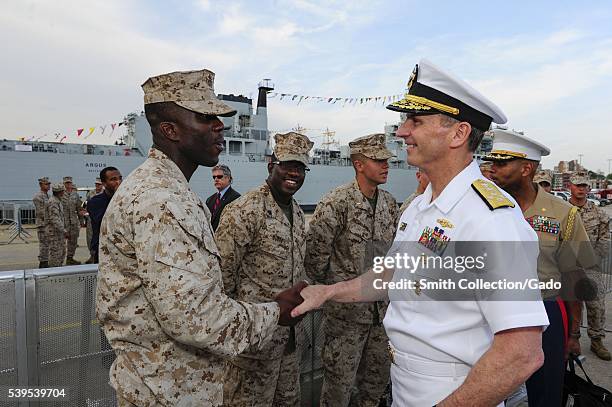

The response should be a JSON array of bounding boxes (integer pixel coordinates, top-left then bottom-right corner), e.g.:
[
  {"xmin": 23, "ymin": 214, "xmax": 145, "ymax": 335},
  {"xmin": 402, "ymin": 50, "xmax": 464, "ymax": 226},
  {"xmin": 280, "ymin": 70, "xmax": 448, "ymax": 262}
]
[{"xmin": 470, "ymin": 213, "xmax": 549, "ymax": 334}]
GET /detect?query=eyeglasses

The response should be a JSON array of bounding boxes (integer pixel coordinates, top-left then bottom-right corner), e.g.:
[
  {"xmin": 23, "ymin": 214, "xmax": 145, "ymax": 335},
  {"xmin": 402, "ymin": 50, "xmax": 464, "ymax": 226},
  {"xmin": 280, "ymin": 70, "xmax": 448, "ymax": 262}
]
[
  {"xmin": 212, "ymin": 175, "xmax": 226, "ymax": 180},
  {"xmin": 272, "ymin": 161, "xmax": 310, "ymax": 174}
]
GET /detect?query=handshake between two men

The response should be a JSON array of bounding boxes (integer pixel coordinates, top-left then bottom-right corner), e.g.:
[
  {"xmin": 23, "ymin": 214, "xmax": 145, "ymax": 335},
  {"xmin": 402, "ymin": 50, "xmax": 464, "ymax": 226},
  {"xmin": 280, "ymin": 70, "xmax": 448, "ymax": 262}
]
[
  {"xmin": 274, "ymin": 280, "xmax": 311, "ymax": 326},
  {"xmin": 274, "ymin": 281, "xmax": 339, "ymax": 325},
  {"xmin": 277, "ymin": 270, "xmax": 385, "ymax": 324}
]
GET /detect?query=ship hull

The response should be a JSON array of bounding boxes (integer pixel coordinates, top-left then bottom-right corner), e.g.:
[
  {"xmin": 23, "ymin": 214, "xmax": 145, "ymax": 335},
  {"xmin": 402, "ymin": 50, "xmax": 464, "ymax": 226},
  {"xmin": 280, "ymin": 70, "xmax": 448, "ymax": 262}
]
[{"xmin": 1, "ymin": 151, "xmax": 417, "ymax": 205}]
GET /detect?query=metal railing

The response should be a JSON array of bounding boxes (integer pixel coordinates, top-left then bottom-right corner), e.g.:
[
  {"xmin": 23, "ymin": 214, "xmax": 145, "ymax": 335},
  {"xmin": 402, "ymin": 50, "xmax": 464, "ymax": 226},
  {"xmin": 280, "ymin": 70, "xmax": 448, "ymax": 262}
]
[{"xmin": 0, "ymin": 266, "xmax": 325, "ymax": 407}]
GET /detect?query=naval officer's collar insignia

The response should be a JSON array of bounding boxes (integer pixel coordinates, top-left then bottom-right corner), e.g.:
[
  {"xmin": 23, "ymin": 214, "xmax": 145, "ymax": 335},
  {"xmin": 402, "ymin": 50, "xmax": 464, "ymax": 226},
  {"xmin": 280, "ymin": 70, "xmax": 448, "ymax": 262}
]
[
  {"xmin": 436, "ymin": 218, "xmax": 454, "ymax": 228},
  {"xmin": 399, "ymin": 222, "xmax": 407, "ymax": 231},
  {"xmin": 471, "ymin": 179, "xmax": 515, "ymax": 210}
]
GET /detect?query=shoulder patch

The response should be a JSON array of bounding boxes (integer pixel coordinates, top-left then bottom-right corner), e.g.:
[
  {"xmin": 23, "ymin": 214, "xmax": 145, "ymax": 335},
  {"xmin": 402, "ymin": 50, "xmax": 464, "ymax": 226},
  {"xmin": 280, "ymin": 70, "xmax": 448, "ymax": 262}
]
[{"xmin": 471, "ymin": 179, "xmax": 515, "ymax": 210}]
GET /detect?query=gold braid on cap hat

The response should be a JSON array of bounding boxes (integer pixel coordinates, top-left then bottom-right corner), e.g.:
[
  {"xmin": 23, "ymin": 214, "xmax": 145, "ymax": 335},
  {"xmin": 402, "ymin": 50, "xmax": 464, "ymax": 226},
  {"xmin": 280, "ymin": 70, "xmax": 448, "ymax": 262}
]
[
  {"xmin": 395, "ymin": 95, "xmax": 460, "ymax": 115},
  {"xmin": 489, "ymin": 150, "xmax": 527, "ymax": 159}
]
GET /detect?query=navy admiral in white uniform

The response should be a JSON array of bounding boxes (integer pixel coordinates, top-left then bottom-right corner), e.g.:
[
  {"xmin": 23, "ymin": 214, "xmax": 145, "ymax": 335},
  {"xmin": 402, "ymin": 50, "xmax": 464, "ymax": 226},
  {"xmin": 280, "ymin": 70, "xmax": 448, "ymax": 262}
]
[{"xmin": 292, "ymin": 59, "xmax": 549, "ymax": 406}]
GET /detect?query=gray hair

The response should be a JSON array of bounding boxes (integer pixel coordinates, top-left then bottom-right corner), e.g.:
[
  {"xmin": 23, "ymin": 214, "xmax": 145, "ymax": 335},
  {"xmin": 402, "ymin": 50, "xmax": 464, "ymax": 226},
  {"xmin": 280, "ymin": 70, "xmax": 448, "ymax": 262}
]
[
  {"xmin": 439, "ymin": 115, "xmax": 484, "ymax": 152},
  {"xmin": 212, "ymin": 164, "xmax": 232, "ymax": 180}
]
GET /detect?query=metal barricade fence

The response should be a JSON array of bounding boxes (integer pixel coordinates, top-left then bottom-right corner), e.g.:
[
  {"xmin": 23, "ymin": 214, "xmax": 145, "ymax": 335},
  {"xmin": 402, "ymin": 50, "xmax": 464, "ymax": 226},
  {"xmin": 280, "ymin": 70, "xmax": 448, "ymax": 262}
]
[
  {"xmin": 1, "ymin": 235, "xmax": 610, "ymax": 407},
  {"xmin": 0, "ymin": 266, "xmax": 326, "ymax": 407},
  {"xmin": 0, "ymin": 271, "xmax": 21, "ymax": 395},
  {"xmin": 0, "ymin": 203, "xmax": 16, "ymax": 225}
]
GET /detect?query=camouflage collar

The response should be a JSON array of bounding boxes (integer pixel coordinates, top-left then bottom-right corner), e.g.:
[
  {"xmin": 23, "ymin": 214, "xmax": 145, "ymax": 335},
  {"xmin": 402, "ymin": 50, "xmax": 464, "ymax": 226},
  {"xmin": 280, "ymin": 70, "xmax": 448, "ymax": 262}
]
[{"xmin": 148, "ymin": 147, "xmax": 190, "ymax": 187}]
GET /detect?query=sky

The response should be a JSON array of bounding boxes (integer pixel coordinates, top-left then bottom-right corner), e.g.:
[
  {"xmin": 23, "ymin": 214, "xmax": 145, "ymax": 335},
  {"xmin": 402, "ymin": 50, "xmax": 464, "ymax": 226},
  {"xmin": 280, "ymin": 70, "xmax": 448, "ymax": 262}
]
[{"xmin": 2, "ymin": 0, "xmax": 612, "ymax": 173}]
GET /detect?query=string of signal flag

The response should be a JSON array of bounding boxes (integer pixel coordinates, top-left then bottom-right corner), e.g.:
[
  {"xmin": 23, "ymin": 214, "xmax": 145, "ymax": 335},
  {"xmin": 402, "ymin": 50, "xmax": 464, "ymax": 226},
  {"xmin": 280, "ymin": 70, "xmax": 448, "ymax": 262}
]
[
  {"xmin": 268, "ymin": 92, "xmax": 403, "ymax": 106},
  {"xmin": 15, "ymin": 91, "xmax": 402, "ymax": 143},
  {"xmin": 16, "ymin": 120, "xmax": 127, "ymax": 143}
]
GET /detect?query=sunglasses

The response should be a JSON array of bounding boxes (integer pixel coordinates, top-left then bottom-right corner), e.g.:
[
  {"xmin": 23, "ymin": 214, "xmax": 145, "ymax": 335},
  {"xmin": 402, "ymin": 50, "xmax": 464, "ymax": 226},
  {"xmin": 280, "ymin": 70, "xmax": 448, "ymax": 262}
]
[{"xmin": 212, "ymin": 175, "xmax": 226, "ymax": 180}]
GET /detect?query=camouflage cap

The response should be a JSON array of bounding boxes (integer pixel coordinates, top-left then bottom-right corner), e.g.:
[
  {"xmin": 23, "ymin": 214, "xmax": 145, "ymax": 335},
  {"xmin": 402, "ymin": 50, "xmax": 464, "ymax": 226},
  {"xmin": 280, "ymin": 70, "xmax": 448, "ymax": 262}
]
[
  {"xmin": 533, "ymin": 171, "xmax": 552, "ymax": 185},
  {"xmin": 51, "ymin": 183, "xmax": 65, "ymax": 193},
  {"xmin": 349, "ymin": 133, "xmax": 394, "ymax": 160},
  {"xmin": 38, "ymin": 177, "xmax": 50, "ymax": 184},
  {"xmin": 570, "ymin": 173, "xmax": 589, "ymax": 185},
  {"xmin": 95, "ymin": 177, "xmax": 102, "ymax": 184},
  {"xmin": 273, "ymin": 132, "xmax": 314, "ymax": 166},
  {"xmin": 142, "ymin": 69, "xmax": 236, "ymax": 117},
  {"xmin": 63, "ymin": 176, "xmax": 73, "ymax": 183}
]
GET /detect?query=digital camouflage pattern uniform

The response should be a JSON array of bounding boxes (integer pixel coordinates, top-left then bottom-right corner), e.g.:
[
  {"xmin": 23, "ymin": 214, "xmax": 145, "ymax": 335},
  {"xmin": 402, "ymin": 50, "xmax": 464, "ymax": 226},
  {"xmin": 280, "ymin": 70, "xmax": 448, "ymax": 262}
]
[
  {"xmin": 577, "ymin": 200, "xmax": 610, "ymax": 340},
  {"xmin": 60, "ymin": 177, "xmax": 83, "ymax": 261},
  {"xmin": 33, "ymin": 178, "xmax": 50, "ymax": 265},
  {"xmin": 399, "ymin": 191, "xmax": 420, "ymax": 215},
  {"xmin": 217, "ymin": 132, "xmax": 313, "ymax": 407},
  {"xmin": 533, "ymin": 171, "xmax": 552, "ymax": 186},
  {"xmin": 96, "ymin": 148, "xmax": 280, "ymax": 407},
  {"xmin": 45, "ymin": 185, "xmax": 66, "ymax": 267},
  {"xmin": 217, "ymin": 184, "xmax": 307, "ymax": 406},
  {"xmin": 570, "ymin": 172, "xmax": 610, "ymax": 355},
  {"xmin": 96, "ymin": 69, "xmax": 281, "ymax": 407},
  {"xmin": 305, "ymin": 134, "xmax": 400, "ymax": 407}
]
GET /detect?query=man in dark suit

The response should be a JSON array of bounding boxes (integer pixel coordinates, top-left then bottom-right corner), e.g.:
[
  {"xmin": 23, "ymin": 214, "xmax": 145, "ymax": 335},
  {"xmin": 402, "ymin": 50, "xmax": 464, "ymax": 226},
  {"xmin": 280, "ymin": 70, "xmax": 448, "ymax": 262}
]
[{"xmin": 206, "ymin": 164, "xmax": 241, "ymax": 231}]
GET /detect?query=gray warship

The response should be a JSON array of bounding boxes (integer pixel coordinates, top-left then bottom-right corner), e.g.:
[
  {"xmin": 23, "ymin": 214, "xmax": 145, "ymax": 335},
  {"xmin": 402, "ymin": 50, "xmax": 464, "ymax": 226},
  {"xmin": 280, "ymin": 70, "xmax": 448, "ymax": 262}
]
[{"xmin": 1, "ymin": 80, "xmax": 424, "ymax": 208}]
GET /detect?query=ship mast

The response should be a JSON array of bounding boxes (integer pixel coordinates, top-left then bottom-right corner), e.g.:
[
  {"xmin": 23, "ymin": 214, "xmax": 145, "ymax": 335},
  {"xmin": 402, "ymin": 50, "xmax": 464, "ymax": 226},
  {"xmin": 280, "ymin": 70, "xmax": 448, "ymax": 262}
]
[
  {"xmin": 321, "ymin": 128, "xmax": 338, "ymax": 165},
  {"xmin": 257, "ymin": 79, "xmax": 274, "ymax": 155},
  {"xmin": 121, "ymin": 112, "xmax": 138, "ymax": 147}
]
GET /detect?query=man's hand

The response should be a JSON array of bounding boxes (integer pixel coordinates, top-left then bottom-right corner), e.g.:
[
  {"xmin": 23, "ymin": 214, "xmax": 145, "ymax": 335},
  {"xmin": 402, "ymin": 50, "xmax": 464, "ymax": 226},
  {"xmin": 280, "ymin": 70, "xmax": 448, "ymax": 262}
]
[
  {"xmin": 275, "ymin": 280, "xmax": 308, "ymax": 326},
  {"xmin": 567, "ymin": 337, "xmax": 581, "ymax": 360},
  {"xmin": 290, "ymin": 284, "xmax": 334, "ymax": 318}
]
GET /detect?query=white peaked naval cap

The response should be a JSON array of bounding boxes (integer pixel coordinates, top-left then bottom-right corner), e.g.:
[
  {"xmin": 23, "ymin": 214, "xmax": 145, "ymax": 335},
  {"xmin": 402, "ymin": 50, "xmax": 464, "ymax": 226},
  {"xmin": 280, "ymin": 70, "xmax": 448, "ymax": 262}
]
[
  {"xmin": 484, "ymin": 129, "xmax": 550, "ymax": 162},
  {"xmin": 387, "ymin": 59, "xmax": 507, "ymax": 131}
]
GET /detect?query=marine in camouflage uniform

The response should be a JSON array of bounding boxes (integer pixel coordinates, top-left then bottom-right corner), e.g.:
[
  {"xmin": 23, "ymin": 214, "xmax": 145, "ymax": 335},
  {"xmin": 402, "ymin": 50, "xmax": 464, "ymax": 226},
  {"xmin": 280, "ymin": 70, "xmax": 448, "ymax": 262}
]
[
  {"xmin": 217, "ymin": 131, "xmax": 313, "ymax": 407},
  {"xmin": 534, "ymin": 171, "xmax": 553, "ymax": 193},
  {"xmin": 60, "ymin": 176, "xmax": 83, "ymax": 265},
  {"xmin": 45, "ymin": 184, "xmax": 67, "ymax": 267},
  {"xmin": 305, "ymin": 134, "xmax": 399, "ymax": 407},
  {"xmin": 399, "ymin": 191, "xmax": 419, "ymax": 214},
  {"xmin": 569, "ymin": 173, "xmax": 611, "ymax": 360},
  {"xmin": 479, "ymin": 160, "xmax": 493, "ymax": 180},
  {"xmin": 33, "ymin": 177, "xmax": 50, "ymax": 268},
  {"xmin": 96, "ymin": 69, "xmax": 305, "ymax": 407},
  {"xmin": 398, "ymin": 169, "xmax": 429, "ymax": 215}
]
